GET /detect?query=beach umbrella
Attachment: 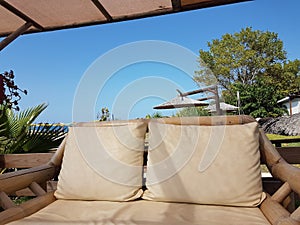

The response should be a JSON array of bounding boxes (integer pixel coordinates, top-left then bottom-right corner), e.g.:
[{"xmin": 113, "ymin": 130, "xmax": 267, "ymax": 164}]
[
  {"xmin": 205, "ymin": 102, "xmax": 238, "ymax": 112},
  {"xmin": 153, "ymin": 96, "xmax": 208, "ymax": 109}
]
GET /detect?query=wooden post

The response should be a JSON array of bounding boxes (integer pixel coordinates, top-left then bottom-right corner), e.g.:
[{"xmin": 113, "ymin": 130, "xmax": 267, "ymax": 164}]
[
  {"xmin": 0, "ymin": 191, "xmax": 15, "ymax": 209},
  {"xmin": 0, "ymin": 22, "xmax": 32, "ymax": 51},
  {"xmin": 0, "ymin": 75, "xmax": 4, "ymax": 104},
  {"xmin": 179, "ymin": 85, "xmax": 221, "ymax": 114},
  {"xmin": 289, "ymin": 97, "xmax": 293, "ymax": 116},
  {"xmin": 214, "ymin": 86, "xmax": 221, "ymax": 115}
]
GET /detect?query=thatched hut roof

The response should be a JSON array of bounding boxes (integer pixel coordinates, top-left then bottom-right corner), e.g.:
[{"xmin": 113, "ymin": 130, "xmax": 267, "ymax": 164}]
[
  {"xmin": 153, "ymin": 96, "xmax": 208, "ymax": 109},
  {"xmin": 260, "ymin": 113, "xmax": 300, "ymax": 136},
  {"xmin": 205, "ymin": 102, "xmax": 238, "ymax": 113}
]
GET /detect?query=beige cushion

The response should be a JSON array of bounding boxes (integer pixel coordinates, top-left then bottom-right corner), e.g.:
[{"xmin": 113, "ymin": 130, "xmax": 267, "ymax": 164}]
[
  {"xmin": 8, "ymin": 200, "xmax": 271, "ymax": 225},
  {"xmin": 143, "ymin": 121, "xmax": 265, "ymax": 207},
  {"xmin": 55, "ymin": 120, "xmax": 147, "ymax": 201}
]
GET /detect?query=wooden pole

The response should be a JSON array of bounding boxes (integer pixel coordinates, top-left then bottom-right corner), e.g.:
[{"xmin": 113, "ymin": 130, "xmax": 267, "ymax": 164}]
[
  {"xmin": 289, "ymin": 97, "xmax": 293, "ymax": 116},
  {"xmin": 214, "ymin": 86, "xmax": 221, "ymax": 115},
  {"xmin": 179, "ymin": 85, "xmax": 221, "ymax": 114},
  {"xmin": 180, "ymin": 85, "xmax": 217, "ymax": 96},
  {"xmin": 0, "ymin": 22, "xmax": 32, "ymax": 51},
  {"xmin": 0, "ymin": 75, "xmax": 4, "ymax": 104}
]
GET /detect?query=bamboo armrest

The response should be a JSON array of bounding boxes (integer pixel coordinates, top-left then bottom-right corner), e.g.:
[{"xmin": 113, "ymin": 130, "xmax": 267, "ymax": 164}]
[
  {"xmin": 0, "ymin": 163, "xmax": 56, "ymax": 195},
  {"xmin": 0, "ymin": 138, "xmax": 66, "ymax": 224},
  {"xmin": 259, "ymin": 129, "xmax": 300, "ymax": 225},
  {"xmin": 0, "ymin": 191, "xmax": 56, "ymax": 225},
  {"xmin": 0, "ymin": 164, "xmax": 58, "ymax": 225},
  {"xmin": 259, "ymin": 130, "xmax": 300, "ymax": 196}
]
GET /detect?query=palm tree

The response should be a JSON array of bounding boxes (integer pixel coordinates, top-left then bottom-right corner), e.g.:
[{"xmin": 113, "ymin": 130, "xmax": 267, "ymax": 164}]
[{"xmin": 0, "ymin": 103, "xmax": 67, "ymax": 154}]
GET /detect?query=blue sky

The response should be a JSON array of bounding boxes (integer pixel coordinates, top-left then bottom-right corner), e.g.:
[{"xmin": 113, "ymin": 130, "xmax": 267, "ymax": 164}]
[{"xmin": 1, "ymin": 0, "xmax": 300, "ymax": 123}]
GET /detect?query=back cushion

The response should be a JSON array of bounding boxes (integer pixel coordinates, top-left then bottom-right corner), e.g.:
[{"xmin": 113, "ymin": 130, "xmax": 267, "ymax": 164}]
[
  {"xmin": 143, "ymin": 121, "xmax": 265, "ymax": 207},
  {"xmin": 55, "ymin": 120, "xmax": 147, "ymax": 201}
]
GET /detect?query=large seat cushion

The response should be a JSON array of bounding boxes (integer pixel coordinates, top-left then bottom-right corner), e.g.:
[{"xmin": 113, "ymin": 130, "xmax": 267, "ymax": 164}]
[
  {"xmin": 143, "ymin": 121, "xmax": 266, "ymax": 207},
  {"xmin": 8, "ymin": 200, "xmax": 271, "ymax": 225},
  {"xmin": 55, "ymin": 120, "xmax": 148, "ymax": 201}
]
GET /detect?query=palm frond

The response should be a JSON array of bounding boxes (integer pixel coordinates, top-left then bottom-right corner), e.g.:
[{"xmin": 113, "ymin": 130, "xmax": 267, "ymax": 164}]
[
  {"xmin": 0, "ymin": 103, "xmax": 67, "ymax": 154},
  {"xmin": 22, "ymin": 124, "xmax": 67, "ymax": 153}
]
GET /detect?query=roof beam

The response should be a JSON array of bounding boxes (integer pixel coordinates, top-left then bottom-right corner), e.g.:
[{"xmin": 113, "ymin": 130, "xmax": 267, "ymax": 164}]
[
  {"xmin": 91, "ymin": 0, "xmax": 113, "ymax": 22},
  {"xmin": 197, "ymin": 96, "xmax": 215, "ymax": 101},
  {"xmin": 181, "ymin": 0, "xmax": 250, "ymax": 9},
  {"xmin": 0, "ymin": 0, "xmax": 44, "ymax": 30},
  {"xmin": 171, "ymin": 0, "xmax": 182, "ymax": 11},
  {"xmin": 0, "ymin": 22, "xmax": 32, "ymax": 51},
  {"xmin": 180, "ymin": 85, "xmax": 222, "ymax": 115}
]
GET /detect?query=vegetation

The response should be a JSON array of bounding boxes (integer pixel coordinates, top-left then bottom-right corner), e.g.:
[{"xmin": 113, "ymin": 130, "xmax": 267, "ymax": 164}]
[
  {"xmin": 194, "ymin": 27, "xmax": 300, "ymax": 118},
  {"xmin": 0, "ymin": 70, "xmax": 27, "ymax": 111},
  {"xmin": 175, "ymin": 106, "xmax": 209, "ymax": 117},
  {"xmin": 145, "ymin": 112, "xmax": 164, "ymax": 118},
  {"xmin": 266, "ymin": 134, "xmax": 300, "ymax": 147},
  {"xmin": 267, "ymin": 133, "xmax": 300, "ymax": 141},
  {"xmin": 0, "ymin": 103, "xmax": 67, "ymax": 154},
  {"xmin": 0, "ymin": 70, "xmax": 67, "ymax": 155},
  {"xmin": 97, "ymin": 107, "xmax": 110, "ymax": 121}
]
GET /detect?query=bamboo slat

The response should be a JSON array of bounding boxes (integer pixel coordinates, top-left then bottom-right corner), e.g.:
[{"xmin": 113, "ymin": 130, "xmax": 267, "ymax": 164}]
[
  {"xmin": 29, "ymin": 182, "xmax": 46, "ymax": 196},
  {"xmin": 0, "ymin": 153, "xmax": 54, "ymax": 169},
  {"xmin": 282, "ymin": 195, "xmax": 292, "ymax": 210},
  {"xmin": 12, "ymin": 181, "xmax": 57, "ymax": 197},
  {"xmin": 276, "ymin": 147, "xmax": 300, "ymax": 164},
  {"xmin": 260, "ymin": 194, "xmax": 298, "ymax": 225},
  {"xmin": 0, "ymin": 191, "xmax": 56, "ymax": 225},
  {"xmin": 152, "ymin": 115, "xmax": 255, "ymax": 126},
  {"xmin": 271, "ymin": 138, "xmax": 300, "ymax": 147},
  {"xmin": 272, "ymin": 182, "xmax": 292, "ymax": 203},
  {"xmin": 0, "ymin": 191, "xmax": 14, "ymax": 209},
  {"xmin": 292, "ymin": 207, "xmax": 300, "ymax": 221},
  {"xmin": 0, "ymin": 164, "xmax": 55, "ymax": 194}
]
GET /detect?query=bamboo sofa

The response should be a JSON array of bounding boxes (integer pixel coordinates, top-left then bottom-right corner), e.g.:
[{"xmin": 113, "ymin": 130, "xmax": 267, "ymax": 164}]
[{"xmin": 1, "ymin": 115, "xmax": 300, "ymax": 225}]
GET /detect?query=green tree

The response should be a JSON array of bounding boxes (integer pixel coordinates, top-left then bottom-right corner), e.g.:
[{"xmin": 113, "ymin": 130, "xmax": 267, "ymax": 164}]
[
  {"xmin": 176, "ymin": 107, "xmax": 209, "ymax": 117},
  {"xmin": 0, "ymin": 70, "xmax": 27, "ymax": 111},
  {"xmin": 281, "ymin": 59, "xmax": 300, "ymax": 95},
  {"xmin": 0, "ymin": 71, "xmax": 66, "ymax": 157},
  {"xmin": 97, "ymin": 107, "xmax": 110, "ymax": 121},
  {"xmin": 223, "ymin": 80, "xmax": 286, "ymax": 118},
  {"xmin": 145, "ymin": 112, "xmax": 164, "ymax": 118},
  {"xmin": 194, "ymin": 27, "xmax": 300, "ymax": 117}
]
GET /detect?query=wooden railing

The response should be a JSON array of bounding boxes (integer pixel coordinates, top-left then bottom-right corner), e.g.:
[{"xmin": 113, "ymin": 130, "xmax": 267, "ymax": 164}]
[
  {"xmin": 0, "ymin": 153, "xmax": 56, "ymax": 196},
  {"xmin": 269, "ymin": 138, "xmax": 300, "ymax": 164},
  {"xmin": 0, "ymin": 153, "xmax": 54, "ymax": 169},
  {"xmin": 271, "ymin": 138, "xmax": 300, "ymax": 147}
]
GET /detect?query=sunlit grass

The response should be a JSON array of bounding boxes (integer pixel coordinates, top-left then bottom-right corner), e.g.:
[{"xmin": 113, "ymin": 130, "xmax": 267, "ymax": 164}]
[
  {"xmin": 266, "ymin": 134, "xmax": 300, "ymax": 147},
  {"xmin": 266, "ymin": 134, "xmax": 300, "ymax": 140}
]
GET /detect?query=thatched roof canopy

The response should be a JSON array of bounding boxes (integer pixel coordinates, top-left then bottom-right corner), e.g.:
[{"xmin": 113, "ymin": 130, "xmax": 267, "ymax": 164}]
[
  {"xmin": 153, "ymin": 96, "xmax": 208, "ymax": 109},
  {"xmin": 260, "ymin": 113, "xmax": 300, "ymax": 136},
  {"xmin": 205, "ymin": 102, "xmax": 238, "ymax": 112}
]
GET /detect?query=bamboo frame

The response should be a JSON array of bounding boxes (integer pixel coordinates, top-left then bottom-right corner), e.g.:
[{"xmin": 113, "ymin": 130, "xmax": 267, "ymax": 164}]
[
  {"xmin": 0, "ymin": 153, "xmax": 54, "ymax": 169},
  {"xmin": 0, "ymin": 116, "xmax": 299, "ymax": 225},
  {"xmin": 0, "ymin": 139, "xmax": 66, "ymax": 224},
  {"xmin": 259, "ymin": 129, "xmax": 300, "ymax": 224},
  {"xmin": 152, "ymin": 115, "xmax": 256, "ymax": 125},
  {"xmin": 0, "ymin": 192, "xmax": 56, "ymax": 225}
]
